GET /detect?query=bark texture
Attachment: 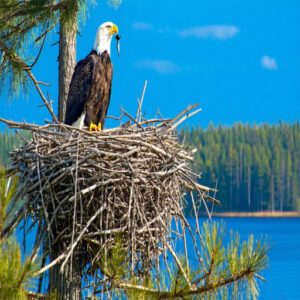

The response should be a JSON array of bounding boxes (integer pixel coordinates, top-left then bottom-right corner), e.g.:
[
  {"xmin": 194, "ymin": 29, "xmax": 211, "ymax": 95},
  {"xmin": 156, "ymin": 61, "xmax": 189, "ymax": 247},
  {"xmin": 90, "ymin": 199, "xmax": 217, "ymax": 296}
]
[
  {"xmin": 49, "ymin": 255, "xmax": 82, "ymax": 300},
  {"xmin": 58, "ymin": 20, "xmax": 77, "ymax": 122},
  {"xmin": 52, "ymin": 16, "xmax": 81, "ymax": 299}
]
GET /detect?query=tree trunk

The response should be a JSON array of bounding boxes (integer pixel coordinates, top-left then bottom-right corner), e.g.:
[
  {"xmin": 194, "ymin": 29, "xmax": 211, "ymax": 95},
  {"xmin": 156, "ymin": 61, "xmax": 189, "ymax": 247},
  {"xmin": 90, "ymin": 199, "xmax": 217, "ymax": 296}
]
[
  {"xmin": 58, "ymin": 19, "xmax": 77, "ymax": 122},
  {"xmin": 50, "ymin": 16, "xmax": 81, "ymax": 299},
  {"xmin": 247, "ymin": 164, "xmax": 251, "ymax": 209},
  {"xmin": 270, "ymin": 174, "xmax": 275, "ymax": 211},
  {"xmin": 49, "ymin": 254, "xmax": 82, "ymax": 300}
]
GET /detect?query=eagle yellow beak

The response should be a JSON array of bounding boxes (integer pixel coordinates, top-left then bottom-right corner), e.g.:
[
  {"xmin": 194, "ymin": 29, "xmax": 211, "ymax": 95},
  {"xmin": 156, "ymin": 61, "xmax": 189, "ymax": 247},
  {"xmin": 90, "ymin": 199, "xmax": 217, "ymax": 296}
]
[{"xmin": 109, "ymin": 24, "xmax": 118, "ymax": 35}]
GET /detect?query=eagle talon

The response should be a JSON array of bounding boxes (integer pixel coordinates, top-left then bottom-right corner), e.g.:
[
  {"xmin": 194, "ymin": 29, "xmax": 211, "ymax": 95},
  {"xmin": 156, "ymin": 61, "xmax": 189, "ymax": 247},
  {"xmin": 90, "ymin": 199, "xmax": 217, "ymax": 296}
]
[
  {"xmin": 98, "ymin": 123, "xmax": 102, "ymax": 131},
  {"xmin": 89, "ymin": 122, "xmax": 98, "ymax": 132}
]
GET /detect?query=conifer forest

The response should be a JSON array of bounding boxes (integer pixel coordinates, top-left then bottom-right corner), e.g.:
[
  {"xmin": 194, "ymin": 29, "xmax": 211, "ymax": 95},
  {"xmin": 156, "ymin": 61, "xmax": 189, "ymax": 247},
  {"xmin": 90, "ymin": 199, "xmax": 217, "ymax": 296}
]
[
  {"xmin": 2, "ymin": 123, "xmax": 299, "ymax": 213},
  {"xmin": 182, "ymin": 123, "xmax": 300, "ymax": 212}
]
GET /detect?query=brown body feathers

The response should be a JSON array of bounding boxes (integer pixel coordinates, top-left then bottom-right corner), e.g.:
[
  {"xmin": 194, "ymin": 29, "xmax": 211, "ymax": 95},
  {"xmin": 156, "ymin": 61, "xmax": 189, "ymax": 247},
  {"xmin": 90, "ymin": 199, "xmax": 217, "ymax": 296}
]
[{"xmin": 65, "ymin": 50, "xmax": 113, "ymax": 128}]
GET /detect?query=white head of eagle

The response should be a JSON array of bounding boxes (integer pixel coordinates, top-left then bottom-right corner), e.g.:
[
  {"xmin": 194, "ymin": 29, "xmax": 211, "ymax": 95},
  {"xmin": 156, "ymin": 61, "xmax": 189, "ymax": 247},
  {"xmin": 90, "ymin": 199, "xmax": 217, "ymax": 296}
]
[
  {"xmin": 64, "ymin": 21, "xmax": 120, "ymax": 131},
  {"xmin": 94, "ymin": 22, "xmax": 119, "ymax": 56}
]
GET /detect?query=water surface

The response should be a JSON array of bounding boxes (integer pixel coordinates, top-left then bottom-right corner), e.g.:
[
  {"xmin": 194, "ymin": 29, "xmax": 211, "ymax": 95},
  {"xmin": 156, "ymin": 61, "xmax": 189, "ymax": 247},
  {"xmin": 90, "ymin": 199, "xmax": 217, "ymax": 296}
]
[{"xmin": 202, "ymin": 217, "xmax": 300, "ymax": 300}]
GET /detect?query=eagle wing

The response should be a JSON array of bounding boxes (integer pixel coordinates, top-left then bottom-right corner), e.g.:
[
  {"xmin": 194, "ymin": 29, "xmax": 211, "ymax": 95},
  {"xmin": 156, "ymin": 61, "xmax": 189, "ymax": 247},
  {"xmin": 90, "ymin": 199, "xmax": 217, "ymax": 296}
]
[
  {"xmin": 84, "ymin": 51, "xmax": 112, "ymax": 127},
  {"xmin": 64, "ymin": 54, "xmax": 96, "ymax": 126}
]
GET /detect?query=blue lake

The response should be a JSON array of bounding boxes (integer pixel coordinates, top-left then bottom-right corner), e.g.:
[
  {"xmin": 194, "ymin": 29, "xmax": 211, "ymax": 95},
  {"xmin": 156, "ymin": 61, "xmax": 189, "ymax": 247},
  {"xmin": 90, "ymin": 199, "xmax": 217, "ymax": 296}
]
[
  {"xmin": 18, "ymin": 217, "xmax": 300, "ymax": 299},
  {"xmin": 200, "ymin": 217, "xmax": 300, "ymax": 300}
]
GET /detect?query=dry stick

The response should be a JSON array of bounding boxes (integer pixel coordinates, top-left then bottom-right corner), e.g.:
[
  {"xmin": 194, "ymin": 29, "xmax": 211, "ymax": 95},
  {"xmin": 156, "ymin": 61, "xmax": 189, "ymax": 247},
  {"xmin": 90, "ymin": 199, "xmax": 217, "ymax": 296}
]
[
  {"xmin": 0, "ymin": 117, "xmax": 87, "ymax": 137},
  {"xmin": 181, "ymin": 220, "xmax": 190, "ymax": 277},
  {"xmin": 210, "ymin": 178, "xmax": 218, "ymax": 215},
  {"xmin": 70, "ymin": 138, "xmax": 80, "ymax": 282},
  {"xmin": 136, "ymin": 210, "xmax": 167, "ymax": 234},
  {"xmin": 190, "ymin": 192, "xmax": 205, "ymax": 267},
  {"xmin": 122, "ymin": 110, "xmax": 145, "ymax": 131},
  {"xmin": 172, "ymin": 216, "xmax": 181, "ymax": 254},
  {"xmin": 180, "ymin": 172, "xmax": 218, "ymax": 198},
  {"xmin": 26, "ymin": 69, "xmax": 58, "ymax": 123},
  {"xmin": 171, "ymin": 108, "xmax": 202, "ymax": 130},
  {"xmin": 33, "ymin": 252, "xmax": 67, "ymax": 276},
  {"xmin": 36, "ymin": 143, "xmax": 54, "ymax": 241},
  {"xmin": 127, "ymin": 181, "xmax": 134, "ymax": 274},
  {"xmin": 0, "ymin": 117, "xmax": 41, "ymax": 130},
  {"xmin": 60, "ymin": 203, "xmax": 107, "ymax": 271},
  {"xmin": 104, "ymin": 187, "xmax": 109, "ymax": 266},
  {"xmin": 134, "ymin": 194, "xmax": 157, "ymax": 253},
  {"xmin": 200, "ymin": 193, "xmax": 212, "ymax": 221},
  {"xmin": 136, "ymin": 80, "xmax": 148, "ymax": 122},
  {"xmin": 171, "ymin": 196, "xmax": 203, "ymax": 264},
  {"xmin": 171, "ymin": 104, "xmax": 199, "ymax": 124},
  {"xmin": 164, "ymin": 241, "xmax": 192, "ymax": 290},
  {"xmin": 163, "ymin": 250, "xmax": 173, "ymax": 287}
]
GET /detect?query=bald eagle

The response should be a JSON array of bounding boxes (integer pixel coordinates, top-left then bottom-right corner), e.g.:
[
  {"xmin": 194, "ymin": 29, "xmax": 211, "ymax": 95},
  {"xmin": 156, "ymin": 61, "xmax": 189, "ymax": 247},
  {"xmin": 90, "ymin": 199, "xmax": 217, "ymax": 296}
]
[{"xmin": 64, "ymin": 22, "xmax": 119, "ymax": 131}]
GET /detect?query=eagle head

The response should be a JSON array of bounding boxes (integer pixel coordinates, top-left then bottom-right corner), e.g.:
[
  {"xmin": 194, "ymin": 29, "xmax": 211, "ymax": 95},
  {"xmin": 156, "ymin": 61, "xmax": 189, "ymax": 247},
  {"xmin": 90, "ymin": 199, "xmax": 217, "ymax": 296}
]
[{"xmin": 94, "ymin": 21, "xmax": 119, "ymax": 56}]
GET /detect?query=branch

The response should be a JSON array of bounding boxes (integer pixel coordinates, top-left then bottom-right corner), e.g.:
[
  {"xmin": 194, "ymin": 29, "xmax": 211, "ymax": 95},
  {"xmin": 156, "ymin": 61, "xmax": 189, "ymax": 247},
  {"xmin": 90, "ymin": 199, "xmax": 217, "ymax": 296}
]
[
  {"xmin": 115, "ymin": 268, "xmax": 255, "ymax": 299},
  {"xmin": 164, "ymin": 241, "xmax": 192, "ymax": 289},
  {"xmin": 60, "ymin": 203, "xmax": 107, "ymax": 271},
  {"xmin": 171, "ymin": 107, "xmax": 202, "ymax": 130},
  {"xmin": 178, "ymin": 268, "xmax": 254, "ymax": 298},
  {"xmin": 32, "ymin": 252, "xmax": 67, "ymax": 277},
  {"xmin": 0, "ymin": 2, "xmax": 66, "ymax": 24},
  {"xmin": 136, "ymin": 80, "xmax": 148, "ymax": 122},
  {"xmin": 26, "ymin": 69, "xmax": 58, "ymax": 123},
  {"xmin": 0, "ymin": 42, "xmax": 58, "ymax": 123}
]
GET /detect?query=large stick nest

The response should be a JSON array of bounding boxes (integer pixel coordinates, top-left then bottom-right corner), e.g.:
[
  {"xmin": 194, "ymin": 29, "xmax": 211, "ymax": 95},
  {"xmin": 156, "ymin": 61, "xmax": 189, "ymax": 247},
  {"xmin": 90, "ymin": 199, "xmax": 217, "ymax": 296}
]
[{"xmin": 5, "ymin": 106, "xmax": 219, "ymax": 278}]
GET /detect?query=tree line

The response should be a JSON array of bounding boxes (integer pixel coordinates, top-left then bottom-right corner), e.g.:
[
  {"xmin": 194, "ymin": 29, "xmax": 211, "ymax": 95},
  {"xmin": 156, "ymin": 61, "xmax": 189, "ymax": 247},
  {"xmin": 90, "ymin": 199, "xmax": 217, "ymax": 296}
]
[
  {"xmin": 181, "ymin": 122, "xmax": 300, "ymax": 212},
  {"xmin": 0, "ymin": 131, "xmax": 25, "ymax": 166},
  {"xmin": 1, "ymin": 122, "xmax": 299, "ymax": 213}
]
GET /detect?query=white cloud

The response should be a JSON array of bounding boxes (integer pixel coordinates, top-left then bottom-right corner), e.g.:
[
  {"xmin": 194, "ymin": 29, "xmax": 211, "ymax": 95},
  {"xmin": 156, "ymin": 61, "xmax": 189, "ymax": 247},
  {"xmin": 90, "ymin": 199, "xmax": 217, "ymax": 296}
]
[
  {"xmin": 132, "ymin": 22, "xmax": 153, "ymax": 30},
  {"xmin": 178, "ymin": 25, "xmax": 240, "ymax": 40},
  {"xmin": 261, "ymin": 55, "xmax": 278, "ymax": 70},
  {"xmin": 135, "ymin": 60, "xmax": 180, "ymax": 74}
]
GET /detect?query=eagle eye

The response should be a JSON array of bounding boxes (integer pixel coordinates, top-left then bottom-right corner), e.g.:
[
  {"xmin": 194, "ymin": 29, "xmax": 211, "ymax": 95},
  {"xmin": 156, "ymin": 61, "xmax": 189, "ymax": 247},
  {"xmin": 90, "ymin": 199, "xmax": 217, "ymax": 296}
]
[{"xmin": 105, "ymin": 25, "xmax": 111, "ymax": 28}]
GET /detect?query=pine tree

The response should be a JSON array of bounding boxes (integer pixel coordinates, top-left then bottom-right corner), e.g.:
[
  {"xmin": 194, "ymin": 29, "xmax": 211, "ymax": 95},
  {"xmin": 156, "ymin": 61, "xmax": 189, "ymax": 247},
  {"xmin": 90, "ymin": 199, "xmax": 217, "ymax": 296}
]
[
  {"xmin": 0, "ymin": 167, "xmax": 39, "ymax": 300},
  {"xmin": 182, "ymin": 123, "xmax": 300, "ymax": 213}
]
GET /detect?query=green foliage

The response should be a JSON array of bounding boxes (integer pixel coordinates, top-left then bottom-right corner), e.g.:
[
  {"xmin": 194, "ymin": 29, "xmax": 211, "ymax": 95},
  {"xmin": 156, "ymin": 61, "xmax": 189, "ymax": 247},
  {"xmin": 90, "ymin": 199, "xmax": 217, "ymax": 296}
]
[
  {"xmin": 0, "ymin": 0, "xmax": 120, "ymax": 96},
  {"xmin": 0, "ymin": 238, "xmax": 38, "ymax": 300},
  {"xmin": 100, "ymin": 235, "xmax": 129, "ymax": 281},
  {"xmin": 187, "ymin": 221, "xmax": 269, "ymax": 300},
  {"xmin": 0, "ymin": 165, "xmax": 39, "ymax": 300},
  {"xmin": 0, "ymin": 0, "xmax": 59, "ymax": 95},
  {"xmin": 93, "ymin": 222, "xmax": 268, "ymax": 299},
  {"xmin": 0, "ymin": 166, "xmax": 18, "ymax": 234},
  {"xmin": 182, "ymin": 123, "xmax": 300, "ymax": 212},
  {"xmin": 0, "ymin": 131, "xmax": 28, "ymax": 166}
]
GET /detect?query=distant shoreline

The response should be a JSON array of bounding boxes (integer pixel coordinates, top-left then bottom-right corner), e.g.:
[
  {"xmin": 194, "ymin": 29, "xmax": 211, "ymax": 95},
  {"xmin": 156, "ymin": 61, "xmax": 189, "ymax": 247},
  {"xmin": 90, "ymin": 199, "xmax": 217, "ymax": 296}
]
[{"xmin": 211, "ymin": 211, "xmax": 300, "ymax": 218}]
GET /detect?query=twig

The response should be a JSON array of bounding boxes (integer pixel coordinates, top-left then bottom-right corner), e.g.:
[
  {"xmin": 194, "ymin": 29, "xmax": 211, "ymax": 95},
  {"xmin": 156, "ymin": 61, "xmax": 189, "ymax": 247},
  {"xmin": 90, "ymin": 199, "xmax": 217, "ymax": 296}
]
[
  {"xmin": 26, "ymin": 70, "xmax": 58, "ymax": 123},
  {"xmin": 164, "ymin": 241, "xmax": 192, "ymax": 289},
  {"xmin": 60, "ymin": 203, "xmax": 107, "ymax": 271},
  {"xmin": 171, "ymin": 108, "xmax": 202, "ymax": 130},
  {"xmin": 136, "ymin": 80, "xmax": 148, "ymax": 122}
]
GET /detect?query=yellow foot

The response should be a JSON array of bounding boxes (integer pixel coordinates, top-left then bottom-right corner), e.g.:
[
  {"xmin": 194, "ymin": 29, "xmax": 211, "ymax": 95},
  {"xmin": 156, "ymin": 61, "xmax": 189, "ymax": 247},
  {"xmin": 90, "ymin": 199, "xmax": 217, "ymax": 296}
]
[
  {"xmin": 98, "ymin": 122, "xmax": 102, "ymax": 131},
  {"xmin": 89, "ymin": 122, "xmax": 98, "ymax": 131}
]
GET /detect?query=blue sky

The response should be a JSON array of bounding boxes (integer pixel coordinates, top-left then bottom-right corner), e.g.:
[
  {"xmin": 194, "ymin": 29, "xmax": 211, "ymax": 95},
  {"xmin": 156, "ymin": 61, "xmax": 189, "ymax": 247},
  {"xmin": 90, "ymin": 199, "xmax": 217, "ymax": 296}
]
[{"xmin": 0, "ymin": 0, "xmax": 300, "ymax": 130}]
